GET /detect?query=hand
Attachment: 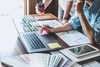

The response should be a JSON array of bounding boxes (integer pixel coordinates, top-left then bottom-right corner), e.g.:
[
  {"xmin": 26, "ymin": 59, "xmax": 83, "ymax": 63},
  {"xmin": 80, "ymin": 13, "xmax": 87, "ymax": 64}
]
[
  {"xmin": 74, "ymin": 0, "xmax": 84, "ymax": 15},
  {"xmin": 61, "ymin": 20, "xmax": 68, "ymax": 25},
  {"xmin": 35, "ymin": 5, "xmax": 45, "ymax": 15},
  {"xmin": 39, "ymin": 25, "xmax": 54, "ymax": 34}
]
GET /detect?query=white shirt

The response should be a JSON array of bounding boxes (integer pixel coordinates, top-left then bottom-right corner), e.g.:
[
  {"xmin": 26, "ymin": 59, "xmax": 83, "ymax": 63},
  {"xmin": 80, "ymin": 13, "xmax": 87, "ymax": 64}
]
[{"xmin": 58, "ymin": 0, "xmax": 76, "ymax": 16}]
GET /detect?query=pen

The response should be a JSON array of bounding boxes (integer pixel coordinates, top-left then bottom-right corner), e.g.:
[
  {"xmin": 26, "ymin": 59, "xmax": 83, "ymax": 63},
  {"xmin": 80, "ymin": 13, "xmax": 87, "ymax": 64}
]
[
  {"xmin": 36, "ymin": 26, "xmax": 53, "ymax": 28},
  {"xmin": 36, "ymin": 26, "xmax": 42, "ymax": 27}
]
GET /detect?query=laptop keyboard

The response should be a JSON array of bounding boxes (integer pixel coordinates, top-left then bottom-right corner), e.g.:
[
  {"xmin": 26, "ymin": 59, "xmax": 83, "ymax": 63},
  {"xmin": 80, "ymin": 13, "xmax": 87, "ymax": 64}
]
[
  {"xmin": 21, "ymin": 15, "xmax": 40, "ymax": 32},
  {"xmin": 22, "ymin": 33, "xmax": 46, "ymax": 50}
]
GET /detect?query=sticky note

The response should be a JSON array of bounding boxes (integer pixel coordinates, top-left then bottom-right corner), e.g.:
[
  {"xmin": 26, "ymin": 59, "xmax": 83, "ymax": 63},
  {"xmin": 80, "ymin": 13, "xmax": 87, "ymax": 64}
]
[
  {"xmin": 48, "ymin": 43, "xmax": 61, "ymax": 49},
  {"xmin": 38, "ymin": 29, "xmax": 48, "ymax": 35},
  {"xmin": 42, "ymin": 29, "xmax": 48, "ymax": 34}
]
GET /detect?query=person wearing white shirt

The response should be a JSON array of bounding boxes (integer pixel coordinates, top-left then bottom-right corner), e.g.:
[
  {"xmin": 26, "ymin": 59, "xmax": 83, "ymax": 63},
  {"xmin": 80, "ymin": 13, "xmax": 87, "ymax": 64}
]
[
  {"xmin": 35, "ymin": 0, "xmax": 76, "ymax": 24},
  {"xmin": 58, "ymin": 0, "xmax": 76, "ymax": 24}
]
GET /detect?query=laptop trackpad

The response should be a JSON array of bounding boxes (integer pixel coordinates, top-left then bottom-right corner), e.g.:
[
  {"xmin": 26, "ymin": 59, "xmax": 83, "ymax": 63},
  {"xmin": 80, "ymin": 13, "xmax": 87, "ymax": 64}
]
[{"xmin": 35, "ymin": 32, "xmax": 58, "ymax": 47}]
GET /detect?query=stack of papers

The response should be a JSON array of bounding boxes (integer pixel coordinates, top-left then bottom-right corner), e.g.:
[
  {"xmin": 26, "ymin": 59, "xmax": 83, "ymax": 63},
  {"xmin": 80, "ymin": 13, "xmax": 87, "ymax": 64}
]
[{"xmin": 1, "ymin": 53, "xmax": 62, "ymax": 67}]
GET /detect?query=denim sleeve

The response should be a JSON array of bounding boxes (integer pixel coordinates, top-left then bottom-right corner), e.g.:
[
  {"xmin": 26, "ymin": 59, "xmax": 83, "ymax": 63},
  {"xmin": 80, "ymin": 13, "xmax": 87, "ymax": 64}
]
[
  {"xmin": 68, "ymin": 12, "xmax": 81, "ymax": 29},
  {"xmin": 93, "ymin": 16, "xmax": 100, "ymax": 45},
  {"xmin": 94, "ymin": 16, "xmax": 100, "ymax": 35}
]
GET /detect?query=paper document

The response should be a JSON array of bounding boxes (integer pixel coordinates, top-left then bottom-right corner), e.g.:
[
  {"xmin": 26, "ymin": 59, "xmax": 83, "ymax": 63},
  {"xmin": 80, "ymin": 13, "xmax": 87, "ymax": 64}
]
[
  {"xmin": 56, "ymin": 30, "xmax": 90, "ymax": 46},
  {"xmin": 36, "ymin": 20, "xmax": 62, "ymax": 28}
]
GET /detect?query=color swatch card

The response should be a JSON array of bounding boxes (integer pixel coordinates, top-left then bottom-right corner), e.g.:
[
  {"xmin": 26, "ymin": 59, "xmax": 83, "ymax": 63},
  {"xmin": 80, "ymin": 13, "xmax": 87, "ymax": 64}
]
[
  {"xmin": 1, "ymin": 53, "xmax": 63, "ymax": 67},
  {"xmin": 56, "ymin": 30, "xmax": 90, "ymax": 46}
]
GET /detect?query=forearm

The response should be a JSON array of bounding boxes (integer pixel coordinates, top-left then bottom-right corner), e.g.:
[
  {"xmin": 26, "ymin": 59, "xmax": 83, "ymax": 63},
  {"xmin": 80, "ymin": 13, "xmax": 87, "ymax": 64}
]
[
  {"xmin": 52, "ymin": 23, "xmax": 73, "ymax": 33},
  {"xmin": 63, "ymin": 1, "xmax": 73, "ymax": 20},
  {"xmin": 79, "ymin": 13, "xmax": 95, "ymax": 45},
  {"xmin": 42, "ymin": 0, "xmax": 52, "ymax": 9}
]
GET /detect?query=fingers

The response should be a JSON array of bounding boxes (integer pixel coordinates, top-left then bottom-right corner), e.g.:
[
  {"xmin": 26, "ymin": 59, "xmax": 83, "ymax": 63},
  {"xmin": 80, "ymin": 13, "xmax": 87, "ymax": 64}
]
[
  {"xmin": 39, "ymin": 25, "xmax": 53, "ymax": 34},
  {"xmin": 62, "ymin": 20, "xmax": 68, "ymax": 25},
  {"xmin": 43, "ymin": 24, "xmax": 50, "ymax": 28},
  {"xmin": 39, "ymin": 27, "xmax": 44, "ymax": 33},
  {"xmin": 39, "ymin": 25, "xmax": 49, "ymax": 34},
  {"xmin": 74, "ymin": 0, "xmax": 84, "ymax": 14},
  {"xmin": 35, "ymin": 5, "xmax": 44, "ymax": 15},
  {"xmin": 74, "ymin": 0, "xmax": 84, "ymax": 7}
]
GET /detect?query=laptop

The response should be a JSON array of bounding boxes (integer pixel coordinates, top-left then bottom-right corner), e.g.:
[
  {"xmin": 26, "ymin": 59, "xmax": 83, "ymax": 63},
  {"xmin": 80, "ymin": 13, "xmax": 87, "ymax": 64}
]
[{"xmin": 19, "ymin": 31, "xmax": 63, "ymax": 53}]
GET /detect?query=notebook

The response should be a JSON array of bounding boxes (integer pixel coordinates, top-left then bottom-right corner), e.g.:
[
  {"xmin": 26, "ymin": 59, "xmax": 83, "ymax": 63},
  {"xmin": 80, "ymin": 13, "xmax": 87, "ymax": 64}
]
[
  {"xmin": 19, "ymin": 31, "xmax": 63, "ymax": 53},
  {"xmin": 33, "ymin": 14, "xmax": 54, "ymax": 21}
]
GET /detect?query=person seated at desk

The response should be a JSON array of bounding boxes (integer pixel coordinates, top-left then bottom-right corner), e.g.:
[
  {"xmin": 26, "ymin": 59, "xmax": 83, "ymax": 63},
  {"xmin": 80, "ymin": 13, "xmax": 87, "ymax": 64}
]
[
  {"xmin": 35, "ymin": 0, "xmax": 76, "ymax": 24},
  {"xmin": 39, "ymin": 0, "xmax": 100, "ymax": 46}
]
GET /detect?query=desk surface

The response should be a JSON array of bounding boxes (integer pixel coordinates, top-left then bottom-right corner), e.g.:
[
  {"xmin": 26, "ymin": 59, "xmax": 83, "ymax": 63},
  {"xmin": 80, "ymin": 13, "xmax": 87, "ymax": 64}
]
[{"xmin": 0, "ymin": 13, "xmax": 100, "ymax": 67}]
